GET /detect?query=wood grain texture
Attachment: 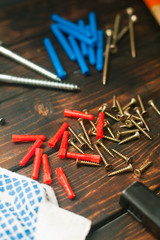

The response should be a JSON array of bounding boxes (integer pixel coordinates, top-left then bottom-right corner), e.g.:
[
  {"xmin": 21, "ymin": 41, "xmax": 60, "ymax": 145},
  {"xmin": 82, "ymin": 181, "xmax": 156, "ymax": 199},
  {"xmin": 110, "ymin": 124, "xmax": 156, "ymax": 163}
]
[{"xmin": 0, "ymin": 0, "xmax": 160, "ymax": 238}]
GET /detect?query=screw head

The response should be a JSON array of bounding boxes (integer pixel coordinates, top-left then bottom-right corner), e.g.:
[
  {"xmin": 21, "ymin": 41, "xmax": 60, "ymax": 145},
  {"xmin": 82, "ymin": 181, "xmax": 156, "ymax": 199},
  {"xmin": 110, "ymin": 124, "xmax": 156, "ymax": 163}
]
[
  {"xmin": 0, "ymin": 118, "xmax": 5, "ymax": 125},
  {"xmin": 105, "ymin": 164, "xmax": 112, "ymax": 171},
  {"xmin": 134, "ymin": 169, "xmax": 141, "ymax": 177},
  {"xmin": 106, "ymin": 29, "xmax": 113, "ymax": 37},
  {"xmin": 126, "ymin": 157, "xmax": 133, "ymax": 163},
  {"xmin": 134, "ymin": 131, "xmax": 141, "ymax": 139},
  {"xmin": 126, "ymin": 7, "xmax": 134, "ymax": 15},
  {"xmin": 110, "ymin": 44, "xmax": 118, "ymax": 54},
  {"xmin": 131, "ymin": 15, "xmax": 138, "ymax": 22}
]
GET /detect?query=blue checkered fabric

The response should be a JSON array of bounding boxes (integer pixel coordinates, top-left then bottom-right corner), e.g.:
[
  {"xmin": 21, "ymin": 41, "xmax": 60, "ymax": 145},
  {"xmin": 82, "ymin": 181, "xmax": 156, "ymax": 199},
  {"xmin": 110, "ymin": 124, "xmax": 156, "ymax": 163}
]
[{"xmin": 0, "ymin": 171, "xmax": 43, "ymax": 240}]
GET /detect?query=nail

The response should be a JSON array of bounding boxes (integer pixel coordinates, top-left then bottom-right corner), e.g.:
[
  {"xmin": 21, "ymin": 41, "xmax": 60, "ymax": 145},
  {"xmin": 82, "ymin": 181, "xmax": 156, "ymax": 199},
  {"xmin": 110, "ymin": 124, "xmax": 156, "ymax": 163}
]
[
  {"xmin": 137, "ymin": 94, "xmax": 149, "ymax": 117},
  {"xmin": 68, "ymin": 126, "xmax": 87, "ymax": 149},
  {"xmin": 126, "ymin": 7, "xmax": 136, "ymax": 58},
  {"xmin": 116, "ymin": 129, "xmax": 139, "ymax": 139},
  {"xmin": 108, "ymin": 164, "xmax": 133, "ymax": 176},
  {"xmin": 116, "ymin": 99, "xmax": 126, "ymax": 122},
  {"xmin": 110, "ymin": 14, "xmax": 121, "ymax": 53},
  {"xmin": 66, "ymin": 152, "xmax": 101, "ymax": 164},
  {"xmin": 12, "ymin": 134, "xmax": 46, "ymax": 142},
  {"xmin": 19, "ymin": 138, "xmax": 43, "ymax": 166},
  {"xmin": 32, "ymin": 148, "xmax": 43, "ymax": 180},
  {"xmin": 148, "ymin": 99, "xmax": 160, "ymax": 116},
  {"xmin": 94, "ymin": 144, "xmax": 112, "ymax": 170},
  {"xmin": 112, "ymin": 149, "xmax": 132, "ymax": 163},
  {"xmin": 102, "ymin": 29, "xmax": 113, "ymax": 85},
  {"xmin": 134, "ymin": 161, "xmax": 152, "ymax": 177},
  {"xmin": 123, "ymin": 98, "xmax": 137, "ymax": 111},
  {"xmin": 64, "ymin": 109, "xmax": 95, "ymax": 120},
  {"xmin": 134, "ymin": 107, "xmax": 150, "ymax": 131},
  {"xmin": 0, "ymin": 45, "xmax": 61, "ymax": 81},
  {"xmin": 130, "ymin": 118, "xmax": 152, "ymax": 140},
  {"xmin": 55, "ymin": 167, "xmax": 75, "ymax": 199},
  {"xmin": 42, "ymin": 154, "xmax": 52, "ymax": 184},
  {"xmin": 96, "ymin": 139, "xmax": 114, "ymax": 157},
  {"xmin": 76, "ymin": 158, "xmax": 101, "ymax": 167},
  {"xmin": 78, "ymin": 118, "xmax": 92, "ymax": 145},
  {"xmin": 78, "ymin": 133, "xmax": 94, "ymax": 151},
  {"xmin": 58, "ymin": 131, "xmax": 69, "ymax": 159},
  {"xmin": 111, "ymin": 95, "xmax": 118, "ymax": 112},
  {"xmin": 68, "ymin": 138, "xmax": 84, "ymax": 154},
  {"xmin": 119, "ymin": 131, "xmax": 140, "ymax": 144}
]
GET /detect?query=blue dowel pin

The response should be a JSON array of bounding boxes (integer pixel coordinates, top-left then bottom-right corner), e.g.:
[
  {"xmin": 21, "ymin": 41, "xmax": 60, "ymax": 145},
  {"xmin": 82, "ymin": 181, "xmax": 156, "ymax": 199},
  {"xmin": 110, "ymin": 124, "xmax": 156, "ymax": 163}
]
[
  {"xmin": 86, "ymin": 25, "xmax": 96, "ymax": 66},
  {"xmin": 50, "ymin": 24, "xmax": 76, "ymax": 61},
  {"xmin": 43, "ymin": 38, "xmax": 66, "ymax": 79},
  {"xmin": 78, "ymin": 20, "xmax": 88, "ymax": 58},
  {"xmin": 51, "ymin": 14, "xmax": 91, "ymax": 37},
  {"xmin": 68, "ymin": 36, "xmax": 90, "ymax": 76},
  {"xmin": 96, "ymin": 30, "xmax": 104, "ymax": 71},
  {"xmin": 88, "ymin": 12, "xmax": 98, "ymax": 43},
  {"xmin": 55, "ymin": 23, "xmax": 96, "ymax": 46}
]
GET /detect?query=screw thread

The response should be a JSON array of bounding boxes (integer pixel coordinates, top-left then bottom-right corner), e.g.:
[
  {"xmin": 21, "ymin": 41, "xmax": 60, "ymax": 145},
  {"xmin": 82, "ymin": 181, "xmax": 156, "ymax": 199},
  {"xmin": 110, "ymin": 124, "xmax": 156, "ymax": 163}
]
[
  {"xmin": 130, "ymin": 119, "xmax": 152, "ymax": 140},
  {"xmin": 148, "ymin": 100, "xmax": 160, "ymax": 115},
  {"xmin": 140, "ymin": 161, "xmax": 152, "ymax": 172},
  {"xmin": 108, "ymin": 164, "xmax": 133, "ymax": 176},
  {"xmin": 76, "ymin": 159, "xmax": 101, "ymax": 167},
  {"xmin": 68, "ymin": 139, "xmax": 84, "ymax": 154},
  {"xmin": 97, "ymin": 140, "xmax": 114, "ymax": 157}
]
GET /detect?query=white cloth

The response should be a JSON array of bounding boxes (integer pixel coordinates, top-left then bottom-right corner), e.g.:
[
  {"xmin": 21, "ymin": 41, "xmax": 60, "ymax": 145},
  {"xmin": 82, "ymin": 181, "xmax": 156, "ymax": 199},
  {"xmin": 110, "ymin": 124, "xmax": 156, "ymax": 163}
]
[{"xmin": 0, "ymin": 167, "xmax": 91, "ymax": 240}]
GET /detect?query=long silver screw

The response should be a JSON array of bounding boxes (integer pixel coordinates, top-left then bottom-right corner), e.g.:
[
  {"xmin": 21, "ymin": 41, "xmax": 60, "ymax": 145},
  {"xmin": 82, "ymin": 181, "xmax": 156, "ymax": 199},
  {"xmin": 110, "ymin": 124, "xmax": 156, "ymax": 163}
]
[
  {"xmin": 126, "ymin": 7, "xmax": 136, "ymax": 58},
  {"xmin": 0, "ymin": 74, "xmax": 80, "ymax": 91},
  {"xmin": 0, "ymin": 44, "xmax": 61, "ymax": 81}
]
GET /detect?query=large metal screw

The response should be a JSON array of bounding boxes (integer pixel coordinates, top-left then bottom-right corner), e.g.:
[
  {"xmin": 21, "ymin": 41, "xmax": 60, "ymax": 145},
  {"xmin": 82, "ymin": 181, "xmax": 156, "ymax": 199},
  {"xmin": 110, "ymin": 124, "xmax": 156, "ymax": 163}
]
[
  {"xmin": 134, "ymin": 161, "xmax": 152, "ymax": 177},
  {"xmin": 94, "ymin": 144, "xmax": 112, "ymax": 170},
  {"xmin": 108, "ymin": 164, "xmax": 133, "ymax": 177},
  {"xmin": 112, "ymin": 149, "xmax": 132, "ymax": 163},
  {"xmin": 126, "ymin": 7, "xmax": 136, "ymax": 58},
  {"xmin": 119, "ymin": 131, "xmax": 140, "ymax": 144}
]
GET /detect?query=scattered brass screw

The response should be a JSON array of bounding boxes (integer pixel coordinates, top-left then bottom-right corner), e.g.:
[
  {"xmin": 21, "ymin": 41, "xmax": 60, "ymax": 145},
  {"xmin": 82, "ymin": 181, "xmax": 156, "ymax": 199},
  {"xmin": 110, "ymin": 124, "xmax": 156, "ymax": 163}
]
[
  {"xmin": 104, "ymin": 111, "xmax": 119, "ymax": 121},
  {"xmin": 96, "ymin": 139, "xmax": 114, "ymax": 157},
  {"xmin": 110, "ymin": 14, "xmax": 121, "ymax": 53},
  {"xmin": 112, "ymin": 149, "xmax": 132, "ymax": 163},
  {"xmin": 134, "ymin": 107, "xmax": 150, "ymax": 131},
  {"xmin": 134, "ymin": 161, "xmax": 152, "ymax": 177},
  {"xmin": 116, "ymin": 99, "xmax": 126, "ymax": 122},
  {"xmin": 83, "ymin": 109, "xmax": 96, "ymax": 131},
  {"xmin": 78, "ymin": 118, "xmax": 92, "ymax": 145},
  {"xmin": 111, "ymin": 95, "xmax": 118, "ymax": 112},
  {"xmin": 98, "ymin": 103, "xmax": 109, "ymax": 113},
  {"xmin": 120, "ymin": 120, "xmax": 143, "ymax": 128},
  {"xmin": 108, "ymin": 164, "xmax": 133, "ymax": 177},
  {"xmin": 102, "ymin": 29, "xmax": 113, "ymax": 85},
  {"xmin": 76, "ymin": 158, "xmax": 101, "ymax": 167},
  {"xmin": 94, "ymin": 144, "xmax": 112, "ymax": 170},
  {"xmin": 126, "ymin": 7, "xmax": 136, "ymax": 58},
  {"xmin": 68, "ymin": 126, "xmax": 87, "ymax": 150},
  {"xmin": 119, "ymin": 131, "xmax": 140, "ymax": 144},
  {"xmin": 68, "ymin": 138, "xmax": 84, "ymax": 154},
  {"xmin": 88, "ymin": 129, "xmax": 119, "ymax": 143},
  {"xmin": 123, "ymin": 98, "xmax": 137, "ymax": 111},
  {"xmin": 78, "ymin": 133, "xmax": 94, "ymax": 151},
  {"xmin": 148, "ymin": 99, "xmax": 160, "ymax": 116},
  {"xmin": 116, "ymin": 129, "xmax": 139, "ymax": 139},
  {"xmin": 137, "ymin": 94, "xmax": 149, "ymax": 117},
  {"xmin": 124, "ymin": 107, "xmax": 141, "ymax": 121},
  {"xmin": 103, "ymin": 120, "xmax": 115, "ymax": 138},
  {"xmin": 130, "ymin": 118, "xmax": 152, "ymax": 140}
]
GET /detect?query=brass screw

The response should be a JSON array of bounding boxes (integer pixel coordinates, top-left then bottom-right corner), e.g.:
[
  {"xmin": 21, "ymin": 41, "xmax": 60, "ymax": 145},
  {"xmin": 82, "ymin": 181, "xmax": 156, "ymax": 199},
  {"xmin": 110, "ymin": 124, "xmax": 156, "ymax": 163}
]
[
  {"xmin": 126, "ymin": 7, "xmax": 136, "ymax": 58},
  {"xmin": 108, "ymin": 164, "xmax": 133, "ymax": 177},
  {"xmin": 110, "ymin": 14, "xmax": 121, "ymax": 53},
  {"xmin": 112, "ymin": 149, "xmax": 132, "ymax": 163},
  {"xmin": 96, "ymin": 139, "xmax": 114, "ymax": 157},
  {"xmin": 68, "ymin": 126, "xmax": 87, "ymax": 150},
  {"xmin": 78, "ymin": 118, "xmax": 92, "ymax": 145},
  {"xmin": 76, "ymin": 158, "xmax": 101, "ymax": 167},
  {"xmin": 119, "ymin": 131, "xmax": 140, "ymax": 144},
  {"xmin": 94, "ymin": 144, "xmax": 112, "ymax": 170},
  {"xmin": 134, "ymin": 161, "xmax": 152, "ymax": 177},
  {"xmin": 82, "ymin": 109, "xmax": 96, "ymax": 131},
  {"xmin": 130, "ymin": 118, "xmax": 152, "ymax": 140},
  {"xmin": 116, "ymin": 99, "xmax": 126, "ymax": 122},
  {"xmin": 78, "ymin": 133, "xmax": 94, "ymax": 151},
  {"xmin": 111, "ymin": 95, "xmax": 118, "ymax": 112},
  {"xmin": 104, "ymin": 111, "xmax": 119, "ymax": 121},
  {"xmin": 103, "ymin": 120, "xmax": 115, "ymax": 138},
  {"xmin": 134, "ymin": 107, "xmax": 150, "ymax": 131},
  {"xmin": 137, "ymin": 94, "xmax": 149, "ymax": 117},
  {"xmin": 148, "ymin": 99, "xmax": 160, "ymax": 116},
  {"xmin": 116, "ymin": 129, "xmax": 139, "ymax": 139},
  {"xmin": 120, "ymin": 120, "xmax": 143, "ymax": 129},
  {"xmin": 124, "ymin": 108, "xmax": 141, "ymax": 121},
  {"xmin": 68, "ymin": 138, "xmax": 85, "ymax": 154},
  {"xmin": 98, "ymin": 103, "xmax": 109, "ymax": 113},
  {"xmin": 88, "ymin": 129, "xmax": 119, "ymax": 143},
  {"xmin": 123, "ymin": 98, "xmax": 137, "ymax": 111}
]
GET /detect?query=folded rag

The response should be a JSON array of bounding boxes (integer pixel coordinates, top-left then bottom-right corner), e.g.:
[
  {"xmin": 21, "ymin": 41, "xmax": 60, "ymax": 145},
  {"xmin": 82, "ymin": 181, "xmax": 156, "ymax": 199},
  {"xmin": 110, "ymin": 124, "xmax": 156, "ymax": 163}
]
[{"xmin": 0, "ymin": 167, "xmax": 91, "ymax": 240}]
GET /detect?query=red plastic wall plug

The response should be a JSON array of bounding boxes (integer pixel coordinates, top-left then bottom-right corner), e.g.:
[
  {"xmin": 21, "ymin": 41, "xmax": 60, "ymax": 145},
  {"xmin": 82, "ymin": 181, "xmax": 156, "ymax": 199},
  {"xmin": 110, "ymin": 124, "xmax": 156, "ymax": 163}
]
[
  {"xmin": 48, "ymin": 122, "xmax": 68, "ymax": 148},
  {"xmin": 64, "ymin": 109, "xmax": 95, "ymax": 120},
  {"xmin": 19, "ymin": 138, "xmax": 43, "ymax": 166},
  {"xmin": 58, "ymin": 131, "xmax": 69, "ymax": 159},
  {"xmin": 32, "ymin": 148, "xmax": 43, "ymax": 180},
  {"xmin": 42, "ymin": 154, "xmax": 52, "ymax": 184},
  {"xmin": 55, "ymin": 167, "xmax": 75, "ymax": 199},
  {"xmin": 66, "ymin": 152, "xmax": 101, "ymax": 164},
  {"xmin": 12, "ymin": 134, "xmax": 46, "ymax": 142},
  {"xmin": 96, "ymin": 112, "xmax": 104, "ymax": 139}
]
